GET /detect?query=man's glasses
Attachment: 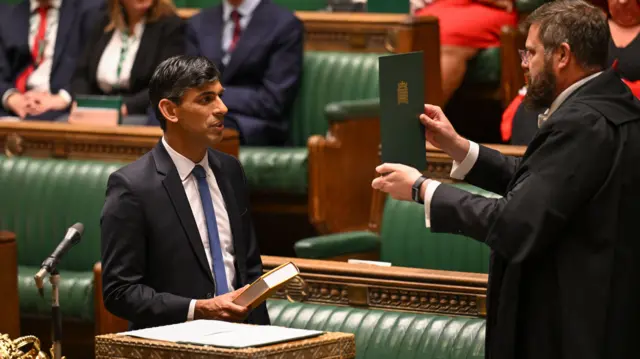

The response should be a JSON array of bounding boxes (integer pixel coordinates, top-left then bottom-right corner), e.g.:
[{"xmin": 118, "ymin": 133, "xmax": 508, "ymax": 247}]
[{"xmin": 518, "ymin": 49, "xmax": 532, "ymax": 66}]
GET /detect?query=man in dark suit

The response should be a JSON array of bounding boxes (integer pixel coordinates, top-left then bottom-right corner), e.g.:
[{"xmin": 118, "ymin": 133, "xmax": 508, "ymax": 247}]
[
  {"xmin": 0, "ymin": 0, "xmax": 103, "ymax": 121},
  {"xmin": 372, "ymin": 1, "xmax": 640, "ymax": 358},
  {"xmin": 101, "ymin": 55, "xmax": 270, "ymax": 330},
  {"xmin": 185, "ymin": 0, "xmax": 303, "ymax": 145}
]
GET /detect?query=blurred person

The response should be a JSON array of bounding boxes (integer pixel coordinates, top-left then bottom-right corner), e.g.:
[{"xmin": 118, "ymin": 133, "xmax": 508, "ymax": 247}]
[
  {"xmin": 185, "ymin": 0, "xmax": 303, "ymax": 145},
  {"xmin": 412, "ymin": 0, "xmax": 518, "ymax": 104},
  {"xmin": 0, "ymin": 0, "xmax": 104, "ymax": 120},
  {"xmin": 70, "ymin": 0, "xmax": 185, "ymax": 124}
]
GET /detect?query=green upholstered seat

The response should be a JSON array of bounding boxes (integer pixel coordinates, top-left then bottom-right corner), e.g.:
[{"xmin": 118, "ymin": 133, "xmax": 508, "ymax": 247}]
[
  {"xmin": 240, "ymin": 51, "xmax": 381, "ymax": 193},
  {"xmin": 295, "ymin": 184, "xmax": 501, "ymax": 273},
  {"xmin": 466, "ymin": 47, "xmax": 501, "ymax": 85},
  {"xmin": 0, "ymin": 156, "xmax": 122, "ymax": 321},
  {"xmin": 267, "ymin": 299, "xmax": 486, "ymax": 359}
]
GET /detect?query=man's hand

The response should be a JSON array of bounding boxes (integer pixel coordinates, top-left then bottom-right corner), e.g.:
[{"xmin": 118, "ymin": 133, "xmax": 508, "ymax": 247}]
[
  {"xmin": 194, "ymin": 286, "xmax": 250, "ymax": 322},
  {"xmin": 6, "ymin": 93, "xmax": 31, "ymax": 118},
  {"xmin": 372, "ymin": 163, "xmax": 423, "ymax": 201},
  {"xmin": 25, "ymin": 91, "xmax": 69, "ymax": 115},
  {"xmin": 420, "ymin": 104, "xmax": 470, "ymax": 163}
]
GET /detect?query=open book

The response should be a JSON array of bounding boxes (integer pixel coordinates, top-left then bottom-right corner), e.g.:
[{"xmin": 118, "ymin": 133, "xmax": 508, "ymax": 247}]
[
  {"xmin": 120, "ymin": 320, "xmax": 323, "ymax": 349},
  {"xmin": 233, "ymin": 262, "xmax": 300, "ymax": 309}
]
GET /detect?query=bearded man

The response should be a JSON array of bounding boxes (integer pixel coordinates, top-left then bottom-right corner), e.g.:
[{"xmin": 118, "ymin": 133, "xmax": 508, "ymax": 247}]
[{"xmin": 371, "ymin": 1, "xmax": 640, "ymax": 358}]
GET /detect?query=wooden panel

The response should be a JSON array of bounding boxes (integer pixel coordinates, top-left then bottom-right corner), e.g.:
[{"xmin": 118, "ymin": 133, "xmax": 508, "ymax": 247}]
[
  {"xmin": 425, "ymin": 143, "xmax": 527, "ymax": 181},
  {"xmin": 308, "ymin": 116, "xmax": 380, "ymax": 234},
  {"xmin": 0, "ymin": 231, "xmax": 19, "ymax": 338},
  {"xmin": 262, "ymin": 256, "xmax": 488, "ymax": 317},
  {"xmin": 0, "ymin": 121, "xmax": 239, "ymax": 161},
  {"xmin": 94, "ymin": 262, "xmax": 128, "ymax": 336}
]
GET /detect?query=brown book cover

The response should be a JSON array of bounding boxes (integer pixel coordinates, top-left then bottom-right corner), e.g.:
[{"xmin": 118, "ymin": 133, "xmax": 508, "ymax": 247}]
[{"xmin": 233, "ymin": 262, "xmax": 300, "ymax": 310}]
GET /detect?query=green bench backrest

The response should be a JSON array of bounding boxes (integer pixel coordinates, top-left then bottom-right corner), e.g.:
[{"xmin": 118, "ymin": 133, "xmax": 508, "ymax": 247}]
[
  {"xmin": 290, "ymin": 51, "xmax": 381, "ymax": 146},
  {"xmin": 267, "ymin": 299, "xmax": 486, "ymax": 359},
  {"xmin": 179, "ymin": 0, "xmax": 327, "ymax": 11},
  {"xmin": 0, "ymin": 156, "xmax": 122, "ymax": 271},
  {"xmin": 379, "ymin": 184, "xmax": 501, "ymax": 273}
]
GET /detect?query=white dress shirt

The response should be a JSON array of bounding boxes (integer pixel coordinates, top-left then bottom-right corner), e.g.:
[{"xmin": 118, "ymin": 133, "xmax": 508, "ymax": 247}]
[
  {"xmin": 221, "ymin": 0, "xmax": 261, "ymax": 66},
  {"xmin": 161, "ymin": 138, "xmax": 236, "ymax": 321},
  {"xmin": 2, "ymin": 0, "xmax": 71, "ymax": 110},
  {"xmin": 423, "ymin": 71, "xmax": 603, "ymax": 228},
  {"xmin": 96, "ymin": 21, "xmax": 145, "ymax": 93}
]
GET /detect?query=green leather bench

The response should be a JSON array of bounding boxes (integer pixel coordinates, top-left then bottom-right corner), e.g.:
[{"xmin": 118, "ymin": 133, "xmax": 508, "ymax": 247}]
[
  {"xmin": 294, "ymin": 184, "xmax": 501, "ymax": 273},
  {"xmin": 0, "ymin": 155, "xmax": 121, "ymax": 322},
  {"xmin": 239, "ymin": 51, "xmax": 380, "ymax": 195},
  {"xmin": 267, "ymin": 299, "xmax": 486, "ymax": 359}
]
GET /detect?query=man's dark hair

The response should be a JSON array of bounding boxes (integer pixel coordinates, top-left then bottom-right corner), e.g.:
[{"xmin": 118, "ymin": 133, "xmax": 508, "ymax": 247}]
[
  {"xmin": 148, "ymin": 55, "xmax": 221, "ymax": 130},
  {"xmin": 522, "ymin": 0, "xmax": 609, "ymax": 71}
]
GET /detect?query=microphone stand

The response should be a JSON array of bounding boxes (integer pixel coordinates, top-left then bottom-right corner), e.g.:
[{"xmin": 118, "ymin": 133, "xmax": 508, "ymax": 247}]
[
  {"xmin": 49, "ymin": 268, "xmax": 62, "ymax": 359},
  {"xmin": 34, "ymin": 266, "xmax": 63, "ymax": 359}
]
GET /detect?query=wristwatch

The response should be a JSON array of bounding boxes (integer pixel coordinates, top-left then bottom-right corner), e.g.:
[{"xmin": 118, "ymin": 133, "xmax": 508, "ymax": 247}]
[{"xmin": 412, "ymin": 176, "xmax": 428, "ymax": 204}]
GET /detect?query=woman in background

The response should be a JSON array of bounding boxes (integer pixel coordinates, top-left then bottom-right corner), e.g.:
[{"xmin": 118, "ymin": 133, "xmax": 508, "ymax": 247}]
[
  {"xmin": 411, "ymin": 0, "xmax": 518, "ymax": 104},
  {"xmin": 70, "ymin": 0, "xmax": 184, "ymax": 124},
  {"xmin": 502, "ymin": 0, "xmax": 640, "ymax": 145}
]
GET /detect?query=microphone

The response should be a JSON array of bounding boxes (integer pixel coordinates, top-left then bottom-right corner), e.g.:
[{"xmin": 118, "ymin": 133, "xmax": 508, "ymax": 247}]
[{"xmin": 34, "ymin": 223, "xmax": 84, "ymax": 294}]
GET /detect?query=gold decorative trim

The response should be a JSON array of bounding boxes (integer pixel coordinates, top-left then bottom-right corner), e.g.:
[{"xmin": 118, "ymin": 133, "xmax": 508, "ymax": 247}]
[{"xmin": 95, "ymin": 332, "xmax": 355, "ymax": 359}]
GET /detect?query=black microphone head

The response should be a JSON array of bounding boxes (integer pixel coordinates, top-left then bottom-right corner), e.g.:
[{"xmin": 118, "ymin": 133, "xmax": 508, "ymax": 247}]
[{"xmin": 67, "ymin": 222, "xmax": 84, "ymax": 244}]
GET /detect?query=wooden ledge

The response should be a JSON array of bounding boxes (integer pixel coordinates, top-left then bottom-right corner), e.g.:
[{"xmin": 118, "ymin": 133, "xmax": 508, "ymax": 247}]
[{"xmin": 0, "ymin": 231, "xmax": 15, "ymax": 244}]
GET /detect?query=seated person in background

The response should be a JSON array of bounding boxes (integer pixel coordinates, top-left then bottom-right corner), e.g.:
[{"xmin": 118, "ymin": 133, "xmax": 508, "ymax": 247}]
[
  {"xmin": 185, "ymin": 0, "xmax": 304, "ymax": 145},
  {"xmin": 101, "ymin": 55, "xmax": 270, "ymax": 330},
  {"xmin": 412, "ymin": 0, "xmax": 518, "ymax": 104},
  {"xmin": 70, "ymin": 0, "xmax": 184, "ymax": 125},
  {"xmin": 0, "ymin": 0, "xmax": 103, "ymax": 121},
  {"xmin": 503, "ymin": 0, "xmax": 640, "ymax": 145}
]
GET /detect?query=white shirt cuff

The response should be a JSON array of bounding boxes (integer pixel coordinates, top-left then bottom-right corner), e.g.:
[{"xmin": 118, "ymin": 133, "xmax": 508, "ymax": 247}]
[
  {"xmin": 450, "ymin": 141, "xmax": 479, "ymax": 180},
  {"xmin": 57, "ymin": 89, "xmax": 72, "ymax": 106},
  {"xmin": 2, "ymin": 89, "xmax": 18, "ymax": 110},
  {"xmin": 188, "ymin": 299, "xmax": 196, "ymax": 321},
  {"xmin": 423, "ymin": 179, "xmax": 441, "ymax": 228}
]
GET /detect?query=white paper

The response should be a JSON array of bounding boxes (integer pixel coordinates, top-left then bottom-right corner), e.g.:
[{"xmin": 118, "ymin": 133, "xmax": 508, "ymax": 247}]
[
  {"xmin": 119, "ymin": 320, "xmax": 323, "ymax": 349},
  {"xmin": 347, "ymin": 259, "xmax": 392, "ymax": 267}
]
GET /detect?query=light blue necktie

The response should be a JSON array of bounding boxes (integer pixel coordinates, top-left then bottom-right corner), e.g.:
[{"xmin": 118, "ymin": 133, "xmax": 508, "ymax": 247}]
[{"xmin": 192, "ymin": 165, "xmax": 229, "ymax": 296}]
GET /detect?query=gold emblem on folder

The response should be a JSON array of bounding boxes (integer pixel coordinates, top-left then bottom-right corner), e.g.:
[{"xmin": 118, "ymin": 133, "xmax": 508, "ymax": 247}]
[{"xmin": 397, "ymin": 81, "xmax": 409, "ymax": 105}]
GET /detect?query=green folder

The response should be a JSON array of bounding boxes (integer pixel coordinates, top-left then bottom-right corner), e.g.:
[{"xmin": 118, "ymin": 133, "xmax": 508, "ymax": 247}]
[
  {"xmin": 378, "ymin": 51, "xmax": 427, "ymax": 170},
  {"xmin": 75, "ymin": 95, "xmax": 123, "ymax": 124}
]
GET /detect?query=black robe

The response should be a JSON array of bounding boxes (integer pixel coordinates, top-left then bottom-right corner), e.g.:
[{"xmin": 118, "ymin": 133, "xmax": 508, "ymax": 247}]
[{"xmin": 431, "ymin": 69, "xmax": 640, "ymax": 359}]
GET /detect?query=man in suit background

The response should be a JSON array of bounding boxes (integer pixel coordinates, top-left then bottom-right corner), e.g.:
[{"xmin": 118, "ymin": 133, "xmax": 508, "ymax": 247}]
[
  {"xmin": 185, "ymin": 0, "xmax": 304, "ymax": 145},
  {"xmin": 101, "ymin": 55, "xmax": 270, "ymax": 330},
  {"xmin": 372, "ymin": 1, "xmax": 640, "ymax": 358},
  {"xmin": 0, "ymin": 0, "xmax": 103, "ymax": 120}
]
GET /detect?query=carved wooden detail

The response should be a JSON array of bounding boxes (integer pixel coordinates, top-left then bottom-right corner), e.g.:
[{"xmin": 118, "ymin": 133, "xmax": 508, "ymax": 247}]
[
  {"xmin": 264, "ymin": 256, "xmax": 488, "ymax": 318},
  {"xmin": 0, "ymin": 121, "xmax": 239, "ymax": 161}
]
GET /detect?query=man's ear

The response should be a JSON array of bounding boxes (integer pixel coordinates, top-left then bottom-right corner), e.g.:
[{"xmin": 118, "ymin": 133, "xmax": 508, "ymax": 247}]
[
  {"xmin": 158, "ymin": 98, "xmax": 179, "ymax": 125},
  {"xmin": 557, "ymin": 43, "xmax": 571, "ymax": 70}
]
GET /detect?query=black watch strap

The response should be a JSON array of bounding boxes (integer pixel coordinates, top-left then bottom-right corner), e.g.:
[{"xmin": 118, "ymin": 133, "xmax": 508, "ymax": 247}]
[{"xmin": 412, "ymin": 176, "xmax": 428, "ymax": 204}]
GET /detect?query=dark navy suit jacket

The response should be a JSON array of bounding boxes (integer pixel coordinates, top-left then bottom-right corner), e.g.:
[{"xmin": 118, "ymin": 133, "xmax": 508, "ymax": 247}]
[
  {"xmin": 0, "ymin": 0, "xmax": 104, "ymax": 120},
  {"xmin": 184, "ymin": 0, "xmax": 303, "ymax": 145}
]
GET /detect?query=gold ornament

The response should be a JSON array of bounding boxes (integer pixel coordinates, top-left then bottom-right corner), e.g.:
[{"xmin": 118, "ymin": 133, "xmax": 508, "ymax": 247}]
[{"xmin": 0, "ymin": 334, "xmax": 64, "ymax": 359}]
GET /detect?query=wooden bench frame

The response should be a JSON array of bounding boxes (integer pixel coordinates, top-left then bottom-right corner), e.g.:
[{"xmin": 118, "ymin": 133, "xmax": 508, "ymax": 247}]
[
  {"xmin": 93, "ymin": 256, "xmax": 489, "ymax": 336},
  {"xmin": 0, "ymin": 121, "xmax": 239, "ymax": 160}
]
